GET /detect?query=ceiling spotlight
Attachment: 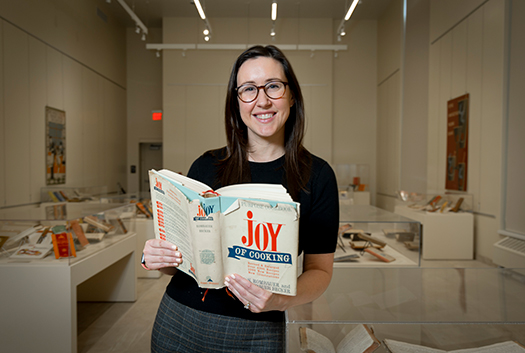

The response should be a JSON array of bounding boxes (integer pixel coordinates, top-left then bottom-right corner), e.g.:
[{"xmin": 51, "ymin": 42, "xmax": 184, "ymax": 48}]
[
  {"xmin": 270, "ymin": 28, "xmax": 276, "ymax": 37},
  {"xmin": 156, "ymin": 50, "xmax": 161, "ymax": 58},
  {"xmin": 141, "ymin": 33, "xmax": 146, "ymax": 41},
  {"xmin": 340, "ymin": 27, "xmax": 346, "ymax": 36},
  {"xmin": 271, "ymin": 1, "xmax": 278, "ymax": 21},
  {"xmin": 194, "ymin": 0, "xmax": 206, "ymax": 20},
  {"xmin": 203, "ymin": 28, "xmax": 209, "ymax": 36},
  {"xmin": 135, "ymin": 25, "xmax": 141, "ymax": 34},
  {"xmin": 344, "ymin": 0, "xmax": 359, "ymax": 21},
  {"xmin": 204, "ymin": 35, "xmax": 210, "ymax": 42}
]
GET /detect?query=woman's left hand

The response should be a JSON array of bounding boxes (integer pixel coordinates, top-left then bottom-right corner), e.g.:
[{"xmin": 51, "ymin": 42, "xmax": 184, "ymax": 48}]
[{"xmin": 224, "ymin": 274, "xmax": 283, "ymax": 313}]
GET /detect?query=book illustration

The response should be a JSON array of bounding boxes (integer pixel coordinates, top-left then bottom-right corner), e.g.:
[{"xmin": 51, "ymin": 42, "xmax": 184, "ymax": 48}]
[
  {"xmin": 9, "ymin": 243, "xmax": 53, "ymax": 260},
  {"xmin": 383, "ymin": 339, "xmax": 525, "ymax": 353},
  {"xmin": 299, "ymin": 324, "xmax": 380, "ymax": 353},
  {"xmin": 149, "ymin": 169, "xmax": 299, "ymax": 296}
]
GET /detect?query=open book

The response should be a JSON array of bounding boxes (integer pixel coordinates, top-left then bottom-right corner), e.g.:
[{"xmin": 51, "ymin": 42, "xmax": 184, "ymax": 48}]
[
  {"xmin": 149, "ymin": 169, "xmax": 300, "ymax": 296},
  {"xmin": 383, "ymin": 339, "xmax": 525, "ymax": 353},
  {"xmin": 299, "ymin": 325, "xmax": 380, "ymax": 353}
]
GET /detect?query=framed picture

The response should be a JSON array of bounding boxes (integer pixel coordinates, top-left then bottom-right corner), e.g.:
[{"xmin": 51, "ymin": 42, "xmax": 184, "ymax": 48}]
[
  {"xmin": 445, "ymin": 94, "xmax": 469, "ymax": 191},
  {"xmin": 46, "ymin": 106, "xmax": 66, "ymax": 185}
]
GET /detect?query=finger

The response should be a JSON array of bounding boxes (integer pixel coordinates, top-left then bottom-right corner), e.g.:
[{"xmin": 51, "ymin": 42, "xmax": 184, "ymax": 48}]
[{"xmin": 146, "ymin": 238, "xmax": 178, "ymax": 250}]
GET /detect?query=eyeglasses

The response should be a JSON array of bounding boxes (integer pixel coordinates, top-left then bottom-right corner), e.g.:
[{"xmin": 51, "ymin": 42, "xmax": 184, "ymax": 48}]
[{"xmin": 236, "ymin": 81, "xmax": 288, "ymax": 103}]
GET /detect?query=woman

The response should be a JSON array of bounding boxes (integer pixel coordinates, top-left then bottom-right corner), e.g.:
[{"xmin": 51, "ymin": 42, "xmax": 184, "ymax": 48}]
[{"xmin": 143, "ymin": 45, "xmax": 339, "ymax": 352}]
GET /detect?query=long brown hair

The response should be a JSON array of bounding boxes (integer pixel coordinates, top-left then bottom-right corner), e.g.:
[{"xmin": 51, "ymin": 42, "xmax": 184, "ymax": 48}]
[{"xmin": 218, "ymin": 45, "xmax": 311, "ymax": 200}]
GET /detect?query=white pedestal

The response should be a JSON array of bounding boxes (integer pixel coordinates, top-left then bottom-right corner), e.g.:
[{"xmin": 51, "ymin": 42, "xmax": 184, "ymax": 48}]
[
  {"xmin": 135, "ymin": 218, "xmax": 161, "ymax": 278},
  {"xmin": 394, "ymin": 205, "xmax": 474, "ymax": 260},
  {"xmin": 0, "ymin": 233, "xmax": 137, "ymax": 353}
]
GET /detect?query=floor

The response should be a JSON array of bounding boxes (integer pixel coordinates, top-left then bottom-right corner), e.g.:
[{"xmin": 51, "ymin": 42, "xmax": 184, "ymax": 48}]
[
  {"xmin": 77, "ymin": 260, "xmax": 525, "ymax": 353},
  {"xmin": 78, "ymin": 274, "xmax": 171, "ymax": 353}
]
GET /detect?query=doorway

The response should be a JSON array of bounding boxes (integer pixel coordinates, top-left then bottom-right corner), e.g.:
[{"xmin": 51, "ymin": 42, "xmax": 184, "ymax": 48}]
[{"xmin": 139, "ymin": 143, "xmax": 163, "ymax": 193}]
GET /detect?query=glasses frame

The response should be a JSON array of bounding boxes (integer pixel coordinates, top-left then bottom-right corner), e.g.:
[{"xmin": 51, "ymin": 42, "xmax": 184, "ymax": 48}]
[{"xmin": 235, "ymin": 81, "xmax": 289, "ymax": 103}]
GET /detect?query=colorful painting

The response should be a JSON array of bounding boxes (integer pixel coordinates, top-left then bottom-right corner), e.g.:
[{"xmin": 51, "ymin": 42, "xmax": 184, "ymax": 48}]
[
  {"xmin": 446, "ymin": 94, "xmax": 469, "ymax": 191},
  {"xmin": 46, "ymin": 107, "xmax": 66, "ymax": 185}
]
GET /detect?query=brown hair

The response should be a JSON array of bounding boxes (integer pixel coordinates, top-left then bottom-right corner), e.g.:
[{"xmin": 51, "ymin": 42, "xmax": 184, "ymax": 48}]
[{"xmin": 218, "ymin": 45, "xmax": 311, "ymax": 200}]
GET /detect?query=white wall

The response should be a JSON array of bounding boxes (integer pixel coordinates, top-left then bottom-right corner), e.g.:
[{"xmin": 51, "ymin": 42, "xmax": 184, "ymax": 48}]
[
  {"xmin": 0, "ymin": 0, "xmax": 127, "ymax": 207},
  {"xmin": 159, "ymin": 16, "xmax": 378, "ymax": 184},
  {"xmin": 375, "ymin": 0, "xmax": 404, "ymax": 211},
  {"xmin": 427, "ymin": 0, "xmax": 507, "ymax": 261},
  {"xmin": 126, "ymin": 28, "xmax": 163, "ymax": 193}
]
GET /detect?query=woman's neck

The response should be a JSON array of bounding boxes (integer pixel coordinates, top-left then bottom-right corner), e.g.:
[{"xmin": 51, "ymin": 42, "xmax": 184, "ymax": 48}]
[{"xmin": 247, "ymin": 144, "xmax": 285, "ymax": 163}]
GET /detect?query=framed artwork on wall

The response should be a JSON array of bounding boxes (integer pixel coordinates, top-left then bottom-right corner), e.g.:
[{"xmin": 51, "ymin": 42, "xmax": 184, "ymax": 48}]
[
  {"xmin": 46, "ymin": 106, "xmax": 66, "ymax": 185},
  {"xmin": 446, "ymin": 94, "xmax": 469, "ymax": 191}
]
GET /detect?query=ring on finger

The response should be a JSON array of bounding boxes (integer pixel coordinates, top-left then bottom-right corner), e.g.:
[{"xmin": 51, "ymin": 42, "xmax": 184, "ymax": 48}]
[{"xmin": 244, "ymin": 302, "xmax": 251, "ymax": 310}]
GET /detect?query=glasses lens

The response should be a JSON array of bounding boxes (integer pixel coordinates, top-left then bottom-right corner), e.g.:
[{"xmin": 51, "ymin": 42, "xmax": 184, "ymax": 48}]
[
  {"xmin": 265, "ymin": 81, "xmax": 285, "ymax": 99},
  {"xmin": 238, "ymin": 85, "xmax": 258, "ymax": 102}
]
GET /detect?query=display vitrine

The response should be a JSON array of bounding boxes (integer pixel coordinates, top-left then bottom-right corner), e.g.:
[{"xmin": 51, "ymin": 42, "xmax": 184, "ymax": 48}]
[
  {"xmin": 286, "ymin": 266, "xmax": 525, "ymax": 352},
  {"xmin": 0, "ymin": 203, "xmax": 138, "ymax": 353},
  {"xmin": 335, "ymin": 205, "xmax": 421, "ymax": 268}
]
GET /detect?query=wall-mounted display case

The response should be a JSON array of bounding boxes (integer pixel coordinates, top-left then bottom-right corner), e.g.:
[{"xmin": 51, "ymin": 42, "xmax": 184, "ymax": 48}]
[
  {"xmin": 335, "ymin": 205, "xmax": 421, "ymax": 267},
  {"xmin": 0, "ymin": 203, "xmax": 138, "ymax": 353},
  {"xmin": 286, "ymin": 267, "xmax": 525, "ymax": 352}
]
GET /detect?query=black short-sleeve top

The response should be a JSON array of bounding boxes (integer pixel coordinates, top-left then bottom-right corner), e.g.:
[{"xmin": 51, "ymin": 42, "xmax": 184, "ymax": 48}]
[{"xmin": 165, "ymin": 147, "xmax": 339, "ymax": 322}]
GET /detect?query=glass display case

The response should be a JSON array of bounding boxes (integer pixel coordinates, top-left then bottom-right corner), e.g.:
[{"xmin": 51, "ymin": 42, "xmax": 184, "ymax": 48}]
[
  {"xmin": 396, "ymin": 191, "xmax": 474, "ymax": 213},
  {"xmin": 0, "ymin": 202, "xmax": 136, "ymax": 265},
  {"xmin": 286, "ymin": 266, "xmax": 525, "ymax": 352},
  {"xmin": 40, "ymin": 185, "xmax": 109, "ymax": 202},
  {"xmin": 0, "ymin": 202, "xmax": 138, "ymax": 353},
  {"xmin": 335, "ymin": 205, "xmax": 421, "ymax": 267}
]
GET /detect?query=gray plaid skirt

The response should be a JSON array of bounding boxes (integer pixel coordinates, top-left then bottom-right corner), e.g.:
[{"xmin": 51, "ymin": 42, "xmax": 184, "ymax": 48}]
[{"xmin": 151, "ymin": 293, "xmax": 285, "ymax": 353}]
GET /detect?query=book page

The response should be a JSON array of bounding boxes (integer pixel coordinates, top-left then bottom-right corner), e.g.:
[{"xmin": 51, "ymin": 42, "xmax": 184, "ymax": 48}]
[
  {"xmin": 383, "ymin": 339, "xmax": 445, "ymax": 353},
  {"xmin": 221, "ymin": 199, "xmax": 299, "ymax": 296},
  {"xmin": 157, "ymin": 169, "xmax": 211, "ymax": 194},
  {"xmin": 451, "ymin": 341, "xmax": 525, "ymax": 353},
  {"xmin": 336, "ymin": 325, "xmax": 380, "ymax": 353},
  {"xmin": 150, "ymin": 171, "xmax": 197, "ymax": 281},
  {"xmin": 187, "ymin": 198, "xmax": 224, "ymax": 288},
  {"xmin": 299, "ymin": 327, "xmax": 336, "ymax": 353}
]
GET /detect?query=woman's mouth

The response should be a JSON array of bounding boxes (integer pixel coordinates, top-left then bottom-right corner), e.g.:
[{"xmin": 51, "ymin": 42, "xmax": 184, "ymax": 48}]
[{"xmin": 254, "ymin": 113, "xmax": 275, "ymax": 121}]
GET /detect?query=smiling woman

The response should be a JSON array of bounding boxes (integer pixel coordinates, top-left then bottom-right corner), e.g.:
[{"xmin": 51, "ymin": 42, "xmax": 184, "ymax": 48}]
[{"xmin": 143, "ymin": 45, "xmax": 339, "ymax": 353}]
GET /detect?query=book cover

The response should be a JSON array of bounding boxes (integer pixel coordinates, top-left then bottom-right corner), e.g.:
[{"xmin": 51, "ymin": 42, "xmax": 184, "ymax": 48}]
[
  {"xmin": 149, "ymin": 169, "xmax": 300, "ymax": 296},
  {"xmin": 51, "ymin": 225, "xmax": 76, "ymax": 259}
]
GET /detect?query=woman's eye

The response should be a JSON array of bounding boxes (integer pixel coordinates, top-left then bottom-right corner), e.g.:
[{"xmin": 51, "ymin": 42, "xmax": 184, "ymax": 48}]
[{"xmin": 242, "ymin": 86, "xmax": 256, "ymax": 92}]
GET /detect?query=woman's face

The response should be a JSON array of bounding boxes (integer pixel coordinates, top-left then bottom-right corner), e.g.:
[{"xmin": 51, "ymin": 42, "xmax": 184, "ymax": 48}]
[{"xmin": 236, "ymin": 57, "xmax": 294, "ymax": 146}]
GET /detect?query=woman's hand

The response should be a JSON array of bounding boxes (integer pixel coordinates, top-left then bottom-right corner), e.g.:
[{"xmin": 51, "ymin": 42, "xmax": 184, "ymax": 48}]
[
  {"xmin": 224, "ymin": 274, "xmax": 284, "ymax": 313},
  {"xmin": 142, "ymin": 239, "xmax": 182, "ymax": 272},
  {"xmin": 224, "ymin": 253, "xmax": 334, "ymax": 313}
]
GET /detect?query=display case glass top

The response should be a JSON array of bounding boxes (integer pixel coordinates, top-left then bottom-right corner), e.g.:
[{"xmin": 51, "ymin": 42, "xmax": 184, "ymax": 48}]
[{"xmin": 336, "ymin": 205, "xmax": 421, "ymax": 267}]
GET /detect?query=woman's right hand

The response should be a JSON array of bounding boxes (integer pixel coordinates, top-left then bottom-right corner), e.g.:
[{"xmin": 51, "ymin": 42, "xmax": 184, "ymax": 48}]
[{"xmin": 142, "ymin": 239, "xmax": 183, "ymax": 272}]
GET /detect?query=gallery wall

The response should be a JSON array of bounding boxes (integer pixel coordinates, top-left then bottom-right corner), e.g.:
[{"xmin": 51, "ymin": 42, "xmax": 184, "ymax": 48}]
[
  {"xmin": 427, "ymin": 0, "xmax": 506, "ymax": 261},
  {"xmin": 0, "ymin": 0, "xmax": 127, "ymax": 207}
]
